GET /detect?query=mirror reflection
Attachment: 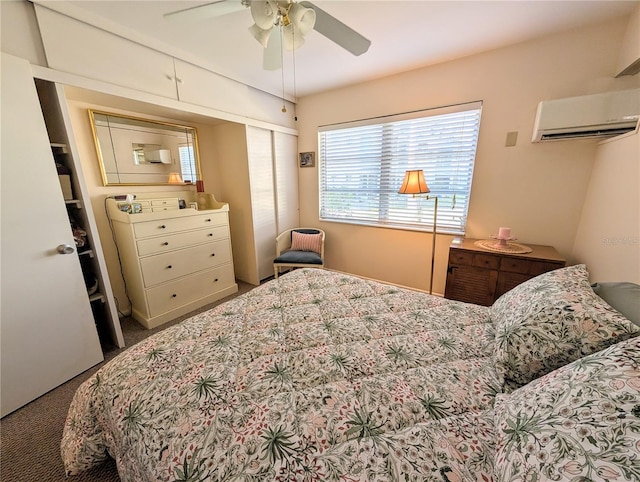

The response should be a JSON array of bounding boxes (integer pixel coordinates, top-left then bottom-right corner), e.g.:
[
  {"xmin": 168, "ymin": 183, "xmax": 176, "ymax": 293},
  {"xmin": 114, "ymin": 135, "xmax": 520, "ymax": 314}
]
[{"xmin": 89, "ymin": 110, "xmax": 201, "ymax": 186}]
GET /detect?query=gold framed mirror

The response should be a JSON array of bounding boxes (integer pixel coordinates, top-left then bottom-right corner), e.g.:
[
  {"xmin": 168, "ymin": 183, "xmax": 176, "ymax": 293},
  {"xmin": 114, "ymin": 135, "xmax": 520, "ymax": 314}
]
[{"xmin": 88, "ymin": 110, "xmax": 202, "ymax": 186}]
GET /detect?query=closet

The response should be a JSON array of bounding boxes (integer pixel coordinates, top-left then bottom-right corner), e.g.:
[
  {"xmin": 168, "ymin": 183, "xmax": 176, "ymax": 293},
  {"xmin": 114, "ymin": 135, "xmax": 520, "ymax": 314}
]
[
  {"xmin": 36, "ymin": 80, "xmax": 124, "ymax": 348},
  {"xmin": 216, "ymin": 124, "xmax": 299, "ymax": 284},
  {"xmin": 0, "ymin": 53, "xmax": 117, "ymax": 417}
]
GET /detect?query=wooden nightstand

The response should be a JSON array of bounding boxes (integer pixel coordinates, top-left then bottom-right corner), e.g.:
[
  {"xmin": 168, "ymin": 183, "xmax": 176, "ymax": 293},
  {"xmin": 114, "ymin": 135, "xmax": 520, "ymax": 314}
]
[{"xmin": 444, "ymin": 237, "xmax": 566, "ymax": 306}]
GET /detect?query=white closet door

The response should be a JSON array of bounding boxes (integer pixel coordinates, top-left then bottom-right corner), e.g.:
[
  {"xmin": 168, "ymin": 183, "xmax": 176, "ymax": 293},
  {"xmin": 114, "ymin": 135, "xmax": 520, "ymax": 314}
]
[
  {"xmin": 246, "ymin": 126, "xmax": 277, "ymax": 282},
  {"xmin": 273, "ymin": 131, "xmax": 300, "ymax": 233},
  {"xmin": 0, "ymin": 53, "xmax": 103, "ymax": 417}
]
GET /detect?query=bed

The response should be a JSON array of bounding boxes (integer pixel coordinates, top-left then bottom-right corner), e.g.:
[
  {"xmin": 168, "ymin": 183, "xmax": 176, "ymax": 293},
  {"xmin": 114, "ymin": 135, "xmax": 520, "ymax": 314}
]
[{"xmin": 62, "ymin": 265, "xmax": 640, "ymax": 481}]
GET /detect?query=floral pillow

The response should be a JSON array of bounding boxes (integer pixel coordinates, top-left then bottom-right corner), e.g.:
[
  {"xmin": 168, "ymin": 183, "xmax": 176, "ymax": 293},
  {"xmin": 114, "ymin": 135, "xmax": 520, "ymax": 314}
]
[
  {"xmin": 493, "ymin": 336, "xmax": 640, "ymax": 482},
  {"xmin": 491, "ymin": 264, "xmax": 639, "ymax": 386}
]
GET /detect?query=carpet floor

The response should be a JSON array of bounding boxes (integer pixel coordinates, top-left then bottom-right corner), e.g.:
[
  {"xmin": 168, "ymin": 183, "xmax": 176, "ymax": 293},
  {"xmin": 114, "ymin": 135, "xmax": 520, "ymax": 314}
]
[{"xmin": 0, "ymin": 281, "xmax": 253, "ymax": 482}]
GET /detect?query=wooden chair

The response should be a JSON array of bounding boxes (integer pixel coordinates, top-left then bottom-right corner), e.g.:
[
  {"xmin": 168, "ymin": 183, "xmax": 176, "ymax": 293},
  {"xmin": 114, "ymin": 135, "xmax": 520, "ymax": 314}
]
[{"xmin": 273, "ymin": 228, "xmax": 325, "ymax": 278}]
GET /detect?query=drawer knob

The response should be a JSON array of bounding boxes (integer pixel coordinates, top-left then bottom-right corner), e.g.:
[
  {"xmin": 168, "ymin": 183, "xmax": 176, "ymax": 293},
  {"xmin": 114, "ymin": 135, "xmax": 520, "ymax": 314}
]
[
  {"xmin": 208, "ymin": 233, "xmax": 213, "ymax": 237},
  {"xmin": 160, "ymin": 225, "xmax": 166, "ymax": 229},
  {"xmin": 211, "ymin": 253, "xmax": 216, "ymax": 257},
  {"xmin": 205, "ymin": 218, "xmax": 212, "ymax": 222},
  {"xmin": 214, "ymin": 278, "xmax": 219, "ymax": 282},
  {"xmin": 172, "ymin": 294, "xmax": 177, "ymax": 298},
  {"xmin": 167, "ymin": 265, "xmax": 173, "ymax": 269},
  {"xmin": 162, "ymin": 242, "xmax": 169, "ymax": 246}
]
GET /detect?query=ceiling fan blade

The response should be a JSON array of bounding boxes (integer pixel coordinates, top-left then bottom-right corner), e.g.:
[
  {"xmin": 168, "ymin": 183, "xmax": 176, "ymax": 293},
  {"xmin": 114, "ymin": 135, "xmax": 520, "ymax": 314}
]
[
  {"xmin": 164, "ymin": 0, "xmax": 247, "ymax": 23},
  {"xmin": 300, "ymin": 1, "xmax": 371, "ymax": 56},
  {"xmin": 263, "ymin": 27, "xmax": 282, "ymax": 70}
]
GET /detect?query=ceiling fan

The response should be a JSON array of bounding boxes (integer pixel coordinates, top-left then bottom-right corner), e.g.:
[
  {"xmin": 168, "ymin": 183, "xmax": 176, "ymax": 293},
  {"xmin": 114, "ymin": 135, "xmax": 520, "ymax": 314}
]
[{"xmin": 164, "ymin": 0, "xmax": 371, "ymax": 71}]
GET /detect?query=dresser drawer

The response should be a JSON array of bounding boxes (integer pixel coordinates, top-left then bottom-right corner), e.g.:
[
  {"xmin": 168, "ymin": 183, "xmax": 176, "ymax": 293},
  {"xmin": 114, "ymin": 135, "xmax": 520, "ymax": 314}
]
[
  {"xmin": 151, "ymin": 198, "xmax": 179, "ymax": 207},
  {"xmin": 140, "ymin": 239, "xmax": 232, "ymax": 287},
  {"xmin": 151, "ymin": 206, "xmax": 179, "ymax": 212},
  {"xmin": 137, "ymin": 225, "xmax": 230, "ymax": 256},
  {"xmin": 133, "ymin": 212, "xmax": 228, "ymax": 238},
  {"xmin": 146, "ymin": 264, "xmax": 235, "ymax": 318}
]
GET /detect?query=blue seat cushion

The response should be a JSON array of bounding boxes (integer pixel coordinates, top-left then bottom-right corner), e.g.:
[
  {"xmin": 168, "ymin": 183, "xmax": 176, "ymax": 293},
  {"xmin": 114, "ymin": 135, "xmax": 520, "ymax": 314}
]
[{"xmin": 274, "ymin": 250, "xmax": 323, "ymax": 265}]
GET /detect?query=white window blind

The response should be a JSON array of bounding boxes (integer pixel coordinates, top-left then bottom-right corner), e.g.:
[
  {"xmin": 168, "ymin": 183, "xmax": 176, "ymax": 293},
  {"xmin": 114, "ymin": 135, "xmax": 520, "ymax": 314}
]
[
  {"xmin": 319, "ymin": 101, "xmax": 482, "ymax": 234},
  {"xmin": 178, "ymin": 145, "xmax": 197, "ymax": 183}
]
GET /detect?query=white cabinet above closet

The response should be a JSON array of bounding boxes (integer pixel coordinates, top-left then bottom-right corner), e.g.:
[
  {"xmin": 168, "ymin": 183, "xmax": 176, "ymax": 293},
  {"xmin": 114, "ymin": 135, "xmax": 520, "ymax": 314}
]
[
  {"xmin": 35, "ymin": 4, "xmax": 177, "ymax": 99},
  {"xmin": 33, "ymin": 3, "xmax": 295, "ymax": 127}
]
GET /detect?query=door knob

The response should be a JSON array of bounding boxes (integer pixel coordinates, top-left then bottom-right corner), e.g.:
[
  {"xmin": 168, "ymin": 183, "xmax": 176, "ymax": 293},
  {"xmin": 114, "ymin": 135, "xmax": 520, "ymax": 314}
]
[{"xmin": 57, "ymin": 244, "xmax": 75, "ymax": 254}]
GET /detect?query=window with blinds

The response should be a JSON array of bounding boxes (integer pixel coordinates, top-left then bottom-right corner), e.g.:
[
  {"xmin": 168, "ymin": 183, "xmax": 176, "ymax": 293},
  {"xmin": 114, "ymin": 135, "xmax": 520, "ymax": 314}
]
[
  {"xmin": 178, "ymin": 145, "xmax": 198, "ymax": 183},
  {"xmin": 319, "ymin": 101, "xmax": 482, "ymax": 234}
]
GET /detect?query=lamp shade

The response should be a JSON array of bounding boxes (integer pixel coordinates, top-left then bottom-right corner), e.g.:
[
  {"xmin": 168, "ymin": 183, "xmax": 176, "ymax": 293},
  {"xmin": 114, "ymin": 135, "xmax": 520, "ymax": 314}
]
[
  {"xmin": 282, "ymin": 4, "xmax": 315, "ymax": 50},
  {"xmin": 398, "ymin": 169, "xmax": 430, "ymax": 195},
  {"xmin": 289, "ymin": 3, "xmax": 316, "ymax": 35},
  {"xmin": 250, "ymin": 0, "xmax": 277, "ymax": 29},
  {"xmin": 249, "ymin": 23, "xmax": 272, "ymax": 48},
  {"xmin": 168, "ymin": 172, "xmax": 183, "ymax": 184}
]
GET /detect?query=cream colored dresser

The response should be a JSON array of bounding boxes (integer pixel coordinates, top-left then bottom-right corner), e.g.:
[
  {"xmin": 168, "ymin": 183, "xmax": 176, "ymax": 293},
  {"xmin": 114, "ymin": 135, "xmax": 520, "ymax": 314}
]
[{"xmin": 106, "ymin": 194, "xmax": 238, "ymax": 329}]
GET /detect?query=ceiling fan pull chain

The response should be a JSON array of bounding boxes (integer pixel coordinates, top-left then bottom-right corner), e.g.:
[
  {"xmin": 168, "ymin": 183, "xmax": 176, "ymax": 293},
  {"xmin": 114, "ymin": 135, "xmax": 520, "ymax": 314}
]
[{"xmin": 280, "ymin": 24, "xmax": 286, "ymax": 113}]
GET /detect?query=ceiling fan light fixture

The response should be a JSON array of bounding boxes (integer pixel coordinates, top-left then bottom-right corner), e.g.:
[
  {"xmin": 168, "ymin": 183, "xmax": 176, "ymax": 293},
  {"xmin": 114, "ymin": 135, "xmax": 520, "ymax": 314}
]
[
  {"xmin": 288, "ymin": 3, "xmax": 316, "ymax": 35},
  {"xmin": 249, "ymin": 23, "xmax": 272, "ymax": 48},
  {"xmin": 250, "ymin": 0, "xmax": 277, "ymax": 29},
  {"xmin": 282, "ymin": 23, "xmax": 305, "ymax": 50}
]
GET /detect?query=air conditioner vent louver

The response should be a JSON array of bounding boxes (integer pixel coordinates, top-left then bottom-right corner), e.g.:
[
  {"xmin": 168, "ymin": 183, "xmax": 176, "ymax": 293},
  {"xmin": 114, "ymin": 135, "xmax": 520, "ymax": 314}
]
[
  {"xmin": 540, "ymin": 127, "xmax": 636, "ymax": 141},
  {"xmin": 532, "ymin": 89, "xmax": 640, "ymax": 142}
]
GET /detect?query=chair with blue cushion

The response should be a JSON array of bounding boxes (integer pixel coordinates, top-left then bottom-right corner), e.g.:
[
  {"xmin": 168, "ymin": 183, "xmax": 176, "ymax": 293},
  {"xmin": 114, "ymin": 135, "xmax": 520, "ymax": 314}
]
[{"xmin": 273, "ymin": 228, "xmax": 325, "ymax": 278}]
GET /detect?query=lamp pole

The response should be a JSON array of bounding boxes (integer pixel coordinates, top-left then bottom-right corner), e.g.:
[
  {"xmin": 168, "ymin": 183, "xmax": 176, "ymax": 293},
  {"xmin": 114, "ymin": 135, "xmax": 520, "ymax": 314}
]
[
  {"xmin": 428, "ymin": 195, "xmax": 438, "ymax": 295},
  {"xmin": 398, "ymin": 169, "xmax": 439, "ymax": 295}
]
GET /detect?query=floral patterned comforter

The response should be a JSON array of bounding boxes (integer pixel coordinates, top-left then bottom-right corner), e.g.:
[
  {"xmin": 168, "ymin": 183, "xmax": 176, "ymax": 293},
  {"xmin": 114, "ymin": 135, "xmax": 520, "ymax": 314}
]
[{"xmin": 62, "ymin": 268, "xmax": 501, "ymax": 481}]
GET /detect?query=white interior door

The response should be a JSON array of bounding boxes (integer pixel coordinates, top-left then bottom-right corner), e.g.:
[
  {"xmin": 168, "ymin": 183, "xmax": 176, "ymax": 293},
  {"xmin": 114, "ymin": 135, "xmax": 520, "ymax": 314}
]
[{"xmin": 1, "ymin": 53, "xmax": 103, "ymax": 417}]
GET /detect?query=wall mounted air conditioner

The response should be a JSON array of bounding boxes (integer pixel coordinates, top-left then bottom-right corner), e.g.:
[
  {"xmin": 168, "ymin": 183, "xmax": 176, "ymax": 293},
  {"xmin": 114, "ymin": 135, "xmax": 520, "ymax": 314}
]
[
  {"xmin": 145, "ymin": 148, "xmax": 172, "ymax": 164},
  {"xmin": 532, "ymin": 88, "xmax": 640, "ymax": 142}
]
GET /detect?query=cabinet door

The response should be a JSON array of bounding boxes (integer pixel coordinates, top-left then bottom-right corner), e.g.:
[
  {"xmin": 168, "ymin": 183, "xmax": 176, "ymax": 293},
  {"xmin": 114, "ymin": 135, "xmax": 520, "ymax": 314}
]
[
  {"xmin": 174, "ymin": 59, "xmax": 296, "ymax": 127},
  {"xmin": 0, "ymin": 53, "xmax": 103, "ymax": 417},
  {"xmin": 496, "ymin": 272, "xmax": 531, "ymax": 299},
  {"xmin": 444, "ymin": 265, "xmax": 498, "ymax": 306},
  {"xmin": 246, "ymin": 126, "xmax": 278, "ymax": 282},
  {"xmin": 35, "ymin": 5, "xmax": 177, "ymax": 99}
]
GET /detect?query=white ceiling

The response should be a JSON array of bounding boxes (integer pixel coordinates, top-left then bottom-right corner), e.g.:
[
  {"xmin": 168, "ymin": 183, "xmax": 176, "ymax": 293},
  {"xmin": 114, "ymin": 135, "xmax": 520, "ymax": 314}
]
[{"xmin": 55, "ymin": 1, "xmax": 637, "ymax": 100}]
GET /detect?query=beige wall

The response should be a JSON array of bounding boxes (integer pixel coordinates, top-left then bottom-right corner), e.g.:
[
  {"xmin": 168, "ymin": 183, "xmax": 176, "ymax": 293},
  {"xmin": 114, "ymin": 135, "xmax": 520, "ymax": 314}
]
[
  {"xmin": 572, "ymin": 132, "xmax": 640, "ymax": 283},
  {"xmin": 296, "ymin": 16, "xmax": 640, "ymax": 294}
]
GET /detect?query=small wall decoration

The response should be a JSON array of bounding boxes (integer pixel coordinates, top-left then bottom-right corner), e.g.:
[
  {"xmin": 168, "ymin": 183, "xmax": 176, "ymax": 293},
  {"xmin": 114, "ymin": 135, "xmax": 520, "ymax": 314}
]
[{"xmin": 299, "ymin": 151, "xmax": 315, "ymax": 168}]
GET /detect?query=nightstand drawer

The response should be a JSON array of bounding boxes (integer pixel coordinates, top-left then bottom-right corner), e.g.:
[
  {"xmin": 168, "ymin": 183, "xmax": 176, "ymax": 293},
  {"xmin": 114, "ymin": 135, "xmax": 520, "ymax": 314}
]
[
  {"xmin": 449, "ymin": 251, "xmax": 474, "ymax": 266},
  {"xmin": 140, "ymin": 239, "xmax": 231, "ymax": 287},
  {"xmin": 473, "ymin": 254, "xmax": 500, "ymax": 270},
  {"xmin": 529, "ymin": 261, "xmax": 563, "ymax": 276},
  {"xmin": 500, "ymin": 258, "xmax": 531, "ymax": 274}
]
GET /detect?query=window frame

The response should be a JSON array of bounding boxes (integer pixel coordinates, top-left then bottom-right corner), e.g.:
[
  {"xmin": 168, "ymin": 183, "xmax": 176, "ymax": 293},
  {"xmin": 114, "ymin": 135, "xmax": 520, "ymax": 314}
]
[{"xmin": 318, "ymin": 101, "xmax": 482, "ymax": 235}]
